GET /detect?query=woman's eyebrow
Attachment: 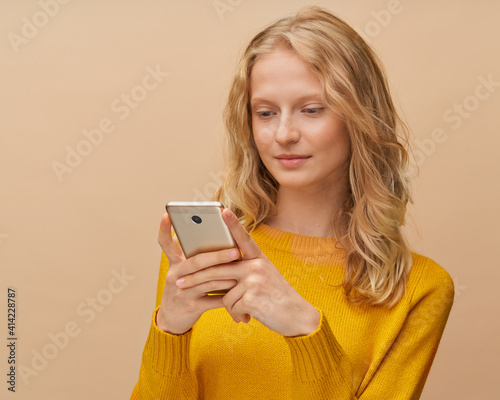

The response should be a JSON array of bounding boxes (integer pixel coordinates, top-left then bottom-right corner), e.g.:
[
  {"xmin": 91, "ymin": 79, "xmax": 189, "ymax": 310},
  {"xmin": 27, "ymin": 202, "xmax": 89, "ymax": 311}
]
[{"xmin": 250, "ymin": 93, "xmax": 323, "ymax": 105}]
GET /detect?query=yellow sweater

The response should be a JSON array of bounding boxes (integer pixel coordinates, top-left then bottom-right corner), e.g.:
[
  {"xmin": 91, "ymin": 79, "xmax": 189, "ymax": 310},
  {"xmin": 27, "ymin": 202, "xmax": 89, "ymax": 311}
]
[{"xmin": 131, "ymin": 223, "xmax": 454, "ymax": 399}]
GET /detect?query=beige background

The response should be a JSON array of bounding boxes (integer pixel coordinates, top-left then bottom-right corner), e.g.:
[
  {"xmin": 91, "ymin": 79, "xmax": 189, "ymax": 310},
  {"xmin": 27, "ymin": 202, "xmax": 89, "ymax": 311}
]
[{"xmin": 1, "ymin": 0, "xmax": 498, "ymax": 399}]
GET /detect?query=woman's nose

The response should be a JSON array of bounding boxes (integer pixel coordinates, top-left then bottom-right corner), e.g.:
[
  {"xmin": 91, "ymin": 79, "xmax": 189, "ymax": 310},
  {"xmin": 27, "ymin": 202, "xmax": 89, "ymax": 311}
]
[{"xmin": 275, "ymin": 115, "xmax": 300, "ymax": 144}]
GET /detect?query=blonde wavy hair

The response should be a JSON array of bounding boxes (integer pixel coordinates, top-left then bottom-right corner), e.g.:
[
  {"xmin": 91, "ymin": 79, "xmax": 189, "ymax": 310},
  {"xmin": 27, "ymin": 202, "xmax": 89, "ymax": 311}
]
[{"xmin": 214, "ymin": 5, "xmax": 415, "ymax": 307}]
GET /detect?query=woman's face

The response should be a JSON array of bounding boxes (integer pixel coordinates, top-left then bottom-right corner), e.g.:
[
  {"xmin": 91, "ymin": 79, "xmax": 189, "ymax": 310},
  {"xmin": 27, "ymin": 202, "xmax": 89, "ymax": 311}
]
[{"xmin": 249, "ymin": 46, "xmax": 351, "ymax": 195}]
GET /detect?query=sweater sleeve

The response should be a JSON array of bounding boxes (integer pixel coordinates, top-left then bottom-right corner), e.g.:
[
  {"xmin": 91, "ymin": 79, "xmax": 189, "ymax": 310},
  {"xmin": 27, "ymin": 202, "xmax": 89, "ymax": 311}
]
[
  {"xmin": 284, "ymin": 309, "xmax": 356, "ymax": 399},
  {"xmin": 283, "ymin": 261, "xmax": 455, "ymax": 400},
  {"xmin": 130, "ymin": 253, "xmax": 199, "ymax": 399}
]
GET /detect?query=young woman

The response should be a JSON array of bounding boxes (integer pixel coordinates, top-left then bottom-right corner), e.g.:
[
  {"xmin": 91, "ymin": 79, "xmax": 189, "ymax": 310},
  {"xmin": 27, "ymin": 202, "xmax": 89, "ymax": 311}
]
[{"xmin": 131, "ymin": 6, "xmax": 454, "ymax": 399}]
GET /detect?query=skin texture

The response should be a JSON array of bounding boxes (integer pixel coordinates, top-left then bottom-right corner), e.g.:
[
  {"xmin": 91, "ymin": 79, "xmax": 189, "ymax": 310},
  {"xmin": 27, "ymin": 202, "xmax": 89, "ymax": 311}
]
[
  {"xmin": 250, "ymin": 45, "xmax": 351, "ymax": 237},
  {"xmin": 157, "ymin": 46, "xmax": 352, "ymax": 336}
]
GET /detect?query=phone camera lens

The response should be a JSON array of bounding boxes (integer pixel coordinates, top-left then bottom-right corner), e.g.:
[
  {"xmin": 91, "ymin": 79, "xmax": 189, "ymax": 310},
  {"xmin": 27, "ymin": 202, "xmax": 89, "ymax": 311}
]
[{"xmin": 191, "ymin": 215, "xmax": 202, "ymax": 224}]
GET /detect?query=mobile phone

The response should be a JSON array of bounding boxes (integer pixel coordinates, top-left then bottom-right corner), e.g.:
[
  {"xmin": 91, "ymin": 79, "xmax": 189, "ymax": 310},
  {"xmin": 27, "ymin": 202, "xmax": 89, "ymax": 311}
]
[{"xmin": 165, "ymin": 201, "xmax": 238, "ymax": 295}]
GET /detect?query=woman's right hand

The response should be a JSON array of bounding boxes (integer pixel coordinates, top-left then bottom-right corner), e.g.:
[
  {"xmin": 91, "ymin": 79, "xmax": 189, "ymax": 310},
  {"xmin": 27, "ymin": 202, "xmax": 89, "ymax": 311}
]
[{"xmin": 156, "ymin": 212, "xmax": 240, "ymax": 335}]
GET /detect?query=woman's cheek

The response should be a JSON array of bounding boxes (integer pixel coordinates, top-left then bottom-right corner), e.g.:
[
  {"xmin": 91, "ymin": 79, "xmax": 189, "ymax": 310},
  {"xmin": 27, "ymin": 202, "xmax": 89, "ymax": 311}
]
[{"xmin": 253, "ymin": 123, "xmax": 274, "ymax": 144}]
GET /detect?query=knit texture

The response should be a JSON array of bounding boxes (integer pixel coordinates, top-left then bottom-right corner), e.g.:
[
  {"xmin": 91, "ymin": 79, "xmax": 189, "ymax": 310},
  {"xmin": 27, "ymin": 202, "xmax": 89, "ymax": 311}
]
[{"xmin": 131, "ymin": 223, "xmax": 454, "ymax": 399}]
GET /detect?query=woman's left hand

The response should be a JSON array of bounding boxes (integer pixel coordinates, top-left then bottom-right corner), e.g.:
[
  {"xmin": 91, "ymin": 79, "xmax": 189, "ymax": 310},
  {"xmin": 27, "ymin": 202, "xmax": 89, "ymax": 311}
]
[{"xmin": 175, "ymin": 208, "xmax": 320, "ymax": 337}]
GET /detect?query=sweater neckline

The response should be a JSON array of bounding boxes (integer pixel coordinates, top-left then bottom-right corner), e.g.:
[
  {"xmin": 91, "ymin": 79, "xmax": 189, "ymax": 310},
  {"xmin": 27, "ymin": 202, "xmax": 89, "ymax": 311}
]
[{"xmin": 251, "ymin": 222, "xmax": 343, "ymax": 255}]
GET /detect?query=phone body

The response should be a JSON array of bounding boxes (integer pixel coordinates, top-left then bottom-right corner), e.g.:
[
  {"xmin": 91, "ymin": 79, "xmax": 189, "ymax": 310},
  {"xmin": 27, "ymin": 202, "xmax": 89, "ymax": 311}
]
[
  {"xmin": 166, "ymin": 201, "xmax": 236, "ymax": 258},
  {"xmin": 165, "ymin": 201, "xmax": 238, "ymax": 295}
]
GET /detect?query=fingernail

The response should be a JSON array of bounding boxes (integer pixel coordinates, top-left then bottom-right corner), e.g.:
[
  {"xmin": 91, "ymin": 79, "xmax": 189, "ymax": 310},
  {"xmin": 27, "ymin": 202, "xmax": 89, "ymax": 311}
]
[
  {"xmin": 228, "ymin": 249, "xmax": 238, "ymax": 258},
  {"xmin": 176, "ymin": 278, "xmax": 184, "ymax": 287},
  {"xmin": 226, "ymin": 209, "xmax": 234, "ymax": 219}
]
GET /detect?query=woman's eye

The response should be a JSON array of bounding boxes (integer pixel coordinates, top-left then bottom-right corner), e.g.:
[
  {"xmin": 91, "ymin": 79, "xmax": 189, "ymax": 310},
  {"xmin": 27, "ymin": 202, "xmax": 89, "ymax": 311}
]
[
  {"xmin": 256, "ymin": 111, "xmax": 274, "ymax": 118},
  {"xmin": 303, "ymin": 108, "xmax": 324, "ymax": 114}
]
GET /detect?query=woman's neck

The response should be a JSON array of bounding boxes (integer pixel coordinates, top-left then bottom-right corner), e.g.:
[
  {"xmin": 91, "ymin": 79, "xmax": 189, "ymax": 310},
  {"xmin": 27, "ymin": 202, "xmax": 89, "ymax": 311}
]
[{"xmin": 264, "ymin": 184, "xmax": 348, "ymax": 237}]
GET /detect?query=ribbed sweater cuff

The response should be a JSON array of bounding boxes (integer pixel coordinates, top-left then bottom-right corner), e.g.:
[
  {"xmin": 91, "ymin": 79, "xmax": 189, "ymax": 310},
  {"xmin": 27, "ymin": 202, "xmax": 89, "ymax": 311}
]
[
  {"xmin": 283, "ymin": 309, "xmax": 343, "ymax": 382},
  {"xmin": 143, "ymin": 306, "xmax": 192, "ymax": 376}
]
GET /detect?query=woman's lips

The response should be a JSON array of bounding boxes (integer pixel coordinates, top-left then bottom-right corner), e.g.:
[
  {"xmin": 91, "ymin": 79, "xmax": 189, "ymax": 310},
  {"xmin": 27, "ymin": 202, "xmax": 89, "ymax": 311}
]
[{"xmin": 276, "ymin": 156, "xmax": 311, "ymax": 167}]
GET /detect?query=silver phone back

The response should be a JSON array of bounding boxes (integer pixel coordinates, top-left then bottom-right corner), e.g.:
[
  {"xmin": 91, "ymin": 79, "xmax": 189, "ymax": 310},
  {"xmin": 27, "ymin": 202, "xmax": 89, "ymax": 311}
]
[{"xmin": 166, "ymin": 202, "xmax": 235, "ymax": 258}]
